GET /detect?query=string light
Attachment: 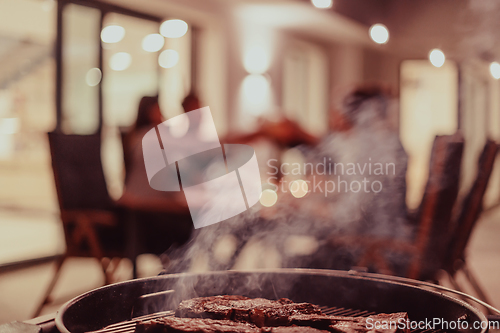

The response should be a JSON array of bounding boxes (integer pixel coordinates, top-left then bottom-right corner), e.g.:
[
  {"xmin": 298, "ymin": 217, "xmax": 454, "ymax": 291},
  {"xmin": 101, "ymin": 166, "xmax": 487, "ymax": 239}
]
[
  {"xmin": 490, "ymin": 62, "xmax": 500, "ymax": 79},
  {"xmin": 311, "ymin": 0, "xmax": 333, "ymax": 9},
  {"xmin": 260, "ymin": 189, "xmax": 278, "ymax": 207},
  {"xmin": 142, "ymin": 34, "xmax": 165, "ymax": 52},
  {"xmin": 101, "ymin": 25, "xmax": 125, "ymax": 43},
  {"xmin": 158, "ymin": 49, "xmax": 179, "ymax": 68},
  {"xmin": 109, "ymin": 52, "xmax": 131, "ymax": 71},
  {"xmin": 160, "ymin": 19, "xmax": 188, "ymax": 38},
  {"xmin": 369, "ymin": 24, "xmax": 389, "ymax": 44},
  {"xmin": 429, "ymin": 49, "xmax": 445, "ymax": 67}
]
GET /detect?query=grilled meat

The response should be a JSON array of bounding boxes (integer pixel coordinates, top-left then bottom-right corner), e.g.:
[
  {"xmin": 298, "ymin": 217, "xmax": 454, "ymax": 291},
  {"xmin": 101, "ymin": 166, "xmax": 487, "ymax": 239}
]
[
  {"xmin": 261, "ymin": 326, "xmax": 330, "ymax": 333},
  {"xmin": 362, "ymin": 313, "xmax": 409, "ymax": 333},
  {"xmin": 136, "ymin": 296, "xmax": 409, "ymax": 333},
  {"xmin": 135, "ymin": 317, "xmax": 260, "ymax": 333},
  {"xmin": 135, "ymin": 318, "xmax": 330, "ymax": 333},
  {"xmin": 288, "ymin": 314, "xmax": 359, "ymax": 330},
  {"xmin": 175, "ymin": 296, "xmax": 321, "ymax": 327},
  {"xmin": 289, "ymin": 312, "xmax": 408, "ymax": 333}
]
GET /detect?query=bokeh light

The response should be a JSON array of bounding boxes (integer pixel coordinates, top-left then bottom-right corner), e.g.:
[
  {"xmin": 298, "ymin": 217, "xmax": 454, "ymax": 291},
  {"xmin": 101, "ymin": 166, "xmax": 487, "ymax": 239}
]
[
  {"xmin": 160, "ymin": 19, "xmax": 188, "ymax": 38},
  {"xmin": 311, "ymin": 0, "xmax": 333, "ymax": 9},
  {"xmin": 260, "ymin": 189, "xmax": 278, "ymax": 207},
  {"xmin": 290, "ymin": 179, "xmax": 309, "ymax": 198},
  {"xmin": 369, "ymin": 24, "xmax": 389, "ymax": 44},
  {"xmin": 158, "ymin": 49, "xmax": 179, "ymax": 68},
  {"xmin": 101, "ymin": 25, "xmax": 125, "ymax": 43},
  {"xmin": 41, "ymin": 0, "xmax": 55, "ymax": 12},
  {"xmin": 242, "ymin": 74, "xmax": 270, "ymax": 104},
  {"xmin": 142, "ymin": 33, "xmax": 165, "ymax": 52},
  {"xmin": 0, "ymin": 118, "xmax": 20, "ymax": 134},
  {"xmin": 109, "ymin": 52, "xmax": 131, "ymax": 71},
  {"xmin": 490, "ymin": 62, "xmax": 500, "ymax": 79},
  {"xmin": 85, "ymin": 68, "xmax": 102, "ymax": 87},
  {"xmin": 244, "ymin": 46, "xmax": 270, "ymax": 74},
  {"xmin": 429, "ymin": 49, "xmax": 445, "ymax": 68}
]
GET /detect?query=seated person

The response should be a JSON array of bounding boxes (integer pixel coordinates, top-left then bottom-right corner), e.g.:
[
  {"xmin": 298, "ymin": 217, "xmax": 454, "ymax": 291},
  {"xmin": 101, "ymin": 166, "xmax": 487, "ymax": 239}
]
[
  {"xmin": 121, "ymin": 95, "xmax": 193, "ymax": 255},
  {"xmin": 314, "ymin": 83, "xmax": 410, "ymax": 240},
  {"xmin": 121, "ymin": 92, "xmax": 232, "ymax": 255},
  {"xmin": 182, "ymin": 92, "xmax": 201, "ymax": 112},
  {"xmin": 165, "ymin": 83, "xmax": 411, "ymax": 273}
]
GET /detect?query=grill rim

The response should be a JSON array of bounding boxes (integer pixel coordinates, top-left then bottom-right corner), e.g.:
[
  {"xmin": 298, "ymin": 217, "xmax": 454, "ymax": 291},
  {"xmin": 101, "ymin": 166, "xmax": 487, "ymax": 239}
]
[{"xmin": 54, "ymin": 268, "xmax": 490, "ymax": 333}]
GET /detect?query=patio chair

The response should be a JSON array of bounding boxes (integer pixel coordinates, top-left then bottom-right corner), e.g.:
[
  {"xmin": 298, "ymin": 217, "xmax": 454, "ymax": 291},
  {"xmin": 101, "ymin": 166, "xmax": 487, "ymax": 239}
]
[
  {"xmin": 35, "ymin": 132, "xmax": 132, "ymax": 317},
  {"xmin": 444, "ymin": 139, "xmax": 498, "ymax": 303}
]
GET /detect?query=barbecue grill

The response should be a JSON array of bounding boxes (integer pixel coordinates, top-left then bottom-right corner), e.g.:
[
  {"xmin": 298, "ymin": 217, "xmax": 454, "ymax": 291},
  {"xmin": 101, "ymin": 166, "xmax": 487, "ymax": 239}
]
[{"xmin": 26, "ymin": 269, "xmax": 500, "ymax": 333}]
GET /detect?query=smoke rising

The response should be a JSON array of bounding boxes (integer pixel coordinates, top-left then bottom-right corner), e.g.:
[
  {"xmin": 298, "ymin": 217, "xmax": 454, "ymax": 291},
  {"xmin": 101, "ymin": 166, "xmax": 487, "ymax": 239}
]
[
  {"xmin": 154, "ymin": 90, "xmax": 413, "ymax": 315},
  {"xmin": 164, "ymin": 106, "xmax": 411, "ymax": 279}
]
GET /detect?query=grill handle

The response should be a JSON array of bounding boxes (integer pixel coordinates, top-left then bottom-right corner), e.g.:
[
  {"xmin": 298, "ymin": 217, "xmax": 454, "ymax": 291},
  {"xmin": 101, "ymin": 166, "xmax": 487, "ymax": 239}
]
[
  {"xmin": 348, "ymin": 270, "xmax": 500, "ymax": 315},
  {"xmin": 23, "ymin": 313, "xmax": 58, "ymax": 333}
]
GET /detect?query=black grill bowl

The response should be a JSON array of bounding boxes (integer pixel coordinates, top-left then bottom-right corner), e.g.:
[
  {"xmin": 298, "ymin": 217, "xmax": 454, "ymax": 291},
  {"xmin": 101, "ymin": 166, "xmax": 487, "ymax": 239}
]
[{"xmin": 55, "ymin": 269, "xmax": 488, "ymax": 333}]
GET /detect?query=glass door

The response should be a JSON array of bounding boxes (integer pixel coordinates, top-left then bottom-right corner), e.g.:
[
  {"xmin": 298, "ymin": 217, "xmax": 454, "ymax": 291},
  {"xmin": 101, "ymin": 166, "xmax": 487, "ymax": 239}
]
[{"xmin": 61, "ymin": 3, "xmax": 101, "ymax": 134}]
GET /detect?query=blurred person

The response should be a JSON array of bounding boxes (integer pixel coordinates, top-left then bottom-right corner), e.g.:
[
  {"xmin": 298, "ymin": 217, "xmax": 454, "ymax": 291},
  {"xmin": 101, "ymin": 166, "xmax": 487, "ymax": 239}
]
[
  {"xmin": 182, "ymin": 92, "xmax": 201, "ymax": 112},
  {"xmin": 121, "ymin": 96, "xmax": 162, "ymax": 180},
  {"xmin": 260, "ymin": 83, "xmax": 410, "ymax": 270},
  {"xmin": 122, "ymin": 96, "xmax": 174, "ymax": 203},
  {"xmin": 225, "ymin": 116, "xmax": 318, "ymax": 148},
  {"xmin": 122, "ymin": 91, "xmax": 240, "ymax": 255},
  {"xmin": 314, "ymin": 83, "xmax": 410, "ymax": 239},
  {"xmin": 135, "ymin": 95, "xmax": 163, "ymax": 129},
  {"xmin": 165, "ymin": 83, "xmax": 411, "ymax": 274},
  {"xmin": 120, "ymin": 95, "xmax": 193, "ymax": 255}
]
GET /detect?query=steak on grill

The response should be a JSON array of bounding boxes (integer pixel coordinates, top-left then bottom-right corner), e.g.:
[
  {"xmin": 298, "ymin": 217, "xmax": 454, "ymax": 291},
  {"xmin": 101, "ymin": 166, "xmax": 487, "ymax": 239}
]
[
  {"xmin": 136, "ymin": 296, "xmax": 409, "ymax": 333},
  {"xmin": 136, "ymin": 318, "xmax": 331, "ymax": 333},
  {"xmin": 360, "ymin": 313, "xmax": 409, "ymax": 333},
  {"xmin": 175, "ymin": 296, "xmax": 321, "ymax": 327},
  {"xmin": 288, "ymin": 312, "xmax": 408, "ymax": 333},
  {"xmin": 261, "ymin": 327, "xmax": 330, "ymax": 333},
  {"xmin": 135, "ymin": 317, "xmax": 260, "ymax": 333}
]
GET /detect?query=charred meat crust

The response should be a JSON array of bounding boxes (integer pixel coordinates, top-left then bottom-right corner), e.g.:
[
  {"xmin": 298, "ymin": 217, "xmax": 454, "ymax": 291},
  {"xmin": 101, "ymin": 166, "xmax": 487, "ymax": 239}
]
[
  {"xmin": 136, "ymin": 318, "xmax": 329, "ymax": 333},
  {"xmin": 261, "ymin": 326, "xmax": 330, "ymax": 333},
  {"xmin": 135, "ymin": 317, "xmax": 260, "ymax": 333},
  {"xmin": 290, "ymin": 313, "xmax": 409, "ymax": 333},
  {"xmin": 137, "ymin": 296, "xmax": 409, "ymax": 333},
  {"xmin": 175, "ymin": 296, "xmax": 320, "ymax": 327}
]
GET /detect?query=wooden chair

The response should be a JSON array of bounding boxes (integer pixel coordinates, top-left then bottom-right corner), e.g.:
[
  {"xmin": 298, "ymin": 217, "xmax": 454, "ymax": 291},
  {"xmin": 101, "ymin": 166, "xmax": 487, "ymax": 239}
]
[
  {"xmin": 444, "ymin": 139, "xmax": 498, "ymax": 303},
  {"xmin": 35, "ymin": 132, "xmax": 131, "ymax": 317},
  {"xmin": 406, "ymin": 133, "xmax": 464, "ymax": 280},
  {"xmin": 342, "ymin": 133, "xmax": 464, "ymax": 280},
  {"xmin": 119, "ymin": 127, "xmax": 133, "ymax": 184}
]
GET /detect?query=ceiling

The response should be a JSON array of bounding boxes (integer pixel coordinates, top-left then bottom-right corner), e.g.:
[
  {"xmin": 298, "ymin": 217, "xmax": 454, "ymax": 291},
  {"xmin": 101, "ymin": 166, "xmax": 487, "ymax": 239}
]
[
  {"xmin": 96, "ymin": 0, "xmax": 500, "ymax": 62},
  {"xmin": 216, "ymin": 0, "xmax": 500, "ymax": 61},
  {"xmin": 329, "ymin": 0, "xmax": 500, "ymax": 61}
]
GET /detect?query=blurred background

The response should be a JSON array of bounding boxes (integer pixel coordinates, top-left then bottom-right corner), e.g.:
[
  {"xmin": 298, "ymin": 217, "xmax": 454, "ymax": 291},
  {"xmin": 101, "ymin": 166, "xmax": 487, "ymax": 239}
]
[{"xmin": 1, "ymin": 0, "xmax": 500, "ymax": 323}]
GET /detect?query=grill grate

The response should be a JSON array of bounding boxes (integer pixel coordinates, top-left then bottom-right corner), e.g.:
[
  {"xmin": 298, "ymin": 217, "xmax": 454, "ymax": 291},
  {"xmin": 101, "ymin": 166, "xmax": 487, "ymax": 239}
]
[
  {"xmin": 320, "ymin": 306, "xmax": 376, "ymax": 317},
  {"xmin": 88, "ymin": 306, "xmax": 443, "ymax": 333},
  {"xmin": 90, "ymin": 311, "xmax": 174, "ymax": 333}
]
